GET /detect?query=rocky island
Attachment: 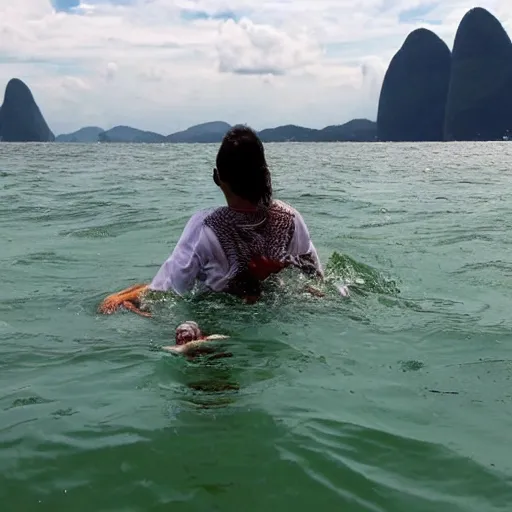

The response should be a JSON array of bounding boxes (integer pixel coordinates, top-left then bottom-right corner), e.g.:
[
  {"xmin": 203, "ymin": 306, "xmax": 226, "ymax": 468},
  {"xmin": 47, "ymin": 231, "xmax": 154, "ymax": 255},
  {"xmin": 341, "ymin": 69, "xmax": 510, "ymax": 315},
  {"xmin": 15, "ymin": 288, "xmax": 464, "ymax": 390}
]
[
  {"xmin": 0, "ymin": 79, "xmax": 54, "ymax": 142},
  {"xmin": 377, "ymin": 6, "xmax": 512, "ymax": 142},
  {"xmin": 377, "ymin": 29, "xmax": 451, "ymax": 142},
  {"xmin": 444, "ymin": 7, "xmax": 512, "ymax": 141}
]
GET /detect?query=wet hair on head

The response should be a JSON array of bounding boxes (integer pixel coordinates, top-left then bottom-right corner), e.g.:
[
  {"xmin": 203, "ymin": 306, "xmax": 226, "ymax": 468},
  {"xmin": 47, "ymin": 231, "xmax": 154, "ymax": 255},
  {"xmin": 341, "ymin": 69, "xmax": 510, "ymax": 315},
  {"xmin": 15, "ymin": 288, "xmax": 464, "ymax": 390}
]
[{"xmin": 215, "ymin": 125, "xmax": 272, "ymax": 208}]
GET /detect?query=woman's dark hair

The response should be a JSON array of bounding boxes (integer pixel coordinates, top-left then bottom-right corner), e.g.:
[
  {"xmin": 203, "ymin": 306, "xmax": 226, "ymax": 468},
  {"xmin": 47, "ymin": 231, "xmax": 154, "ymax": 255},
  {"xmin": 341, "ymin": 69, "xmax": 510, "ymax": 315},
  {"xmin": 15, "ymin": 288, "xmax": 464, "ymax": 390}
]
[{"xmin": 215, "ymin": 125, "xmax": 272, "ymax": 208}]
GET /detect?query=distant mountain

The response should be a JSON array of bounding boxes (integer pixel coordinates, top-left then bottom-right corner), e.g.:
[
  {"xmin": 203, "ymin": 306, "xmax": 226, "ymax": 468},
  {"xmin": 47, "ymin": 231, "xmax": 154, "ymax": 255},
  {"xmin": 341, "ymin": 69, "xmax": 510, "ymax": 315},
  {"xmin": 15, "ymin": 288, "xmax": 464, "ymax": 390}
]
[
  {"xmin": 98, "ymin": 125, "xmax": 166, "ymax": 143},
  {"xmin": 318, "ymin": 119, "xmax": 378, "ymax": 142},
  {"xmin": 444, "ymin": 7, "xmax": 512, "ymax": 141},
  {"xmin": 166, "ymin": 121, "xmax": 231, "ymax": 142},
  {"xmin": 258, "ymin": 125, "xmax": 317, "ymax": 142},
  {"xmin": 55, "ymin": 119, "xmax": 377, "ymax": 144},
  {"xmin": 56, "ymin": 126, "xmax": 104, "ymax": 143},
  {"xmin": 258, "ymin": 119, "xmax": 377, "ymax": 142},
  {"xmin": 377, "ymin": 29, "xmax": 451, "ymax": 142},
  {"xmin": 0, "ymin": 78, "xmax": 54, "ymax": 142}
]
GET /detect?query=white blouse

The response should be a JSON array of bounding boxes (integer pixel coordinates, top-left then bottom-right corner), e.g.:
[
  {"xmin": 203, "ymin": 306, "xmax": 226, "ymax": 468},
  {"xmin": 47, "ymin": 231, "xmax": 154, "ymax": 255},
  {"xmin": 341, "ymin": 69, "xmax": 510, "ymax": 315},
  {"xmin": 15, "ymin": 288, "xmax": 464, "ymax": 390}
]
[{"xmin": 149, "ymin": 203, "xmax": 322, "ymax": 296}]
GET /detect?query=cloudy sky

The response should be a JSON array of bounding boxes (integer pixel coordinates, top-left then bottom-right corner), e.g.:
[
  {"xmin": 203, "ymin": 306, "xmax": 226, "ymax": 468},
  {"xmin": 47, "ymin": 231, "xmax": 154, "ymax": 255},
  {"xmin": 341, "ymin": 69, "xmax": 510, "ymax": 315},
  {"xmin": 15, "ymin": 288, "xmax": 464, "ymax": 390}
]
[{"xmin": 1, "ymin": 1, "xmax": 511, "ymax": 135}]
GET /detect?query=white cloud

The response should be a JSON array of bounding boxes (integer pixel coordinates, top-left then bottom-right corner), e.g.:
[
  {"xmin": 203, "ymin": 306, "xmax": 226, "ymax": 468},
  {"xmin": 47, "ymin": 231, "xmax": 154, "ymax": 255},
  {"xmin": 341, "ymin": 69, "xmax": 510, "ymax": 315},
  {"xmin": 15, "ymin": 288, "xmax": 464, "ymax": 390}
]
[
  {"xmin": 217, "ymin": 18, "xmax": 322, "ymax": 75},
  {"xmin": 0, "ymin": 0, "xmax": 510, "ymax": 135}
]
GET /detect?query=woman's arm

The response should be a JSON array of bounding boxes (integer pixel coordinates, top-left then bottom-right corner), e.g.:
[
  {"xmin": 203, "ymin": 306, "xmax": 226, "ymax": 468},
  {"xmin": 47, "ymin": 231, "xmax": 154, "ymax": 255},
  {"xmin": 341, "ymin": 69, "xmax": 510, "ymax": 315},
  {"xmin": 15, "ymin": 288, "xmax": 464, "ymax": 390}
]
[
  {"xmin": 287, "ymin": 210, "xmax": 324, "ymax": 278},
  {"xmin": 148, "ymin": 211, "xmax": 207, "ymax": 295},
  {"xmin": 98, "ymin": 283, "xmax": 151, "ymax": 316},
  {"xmin": 98, "ymin": 211, "xmax": 208, "ymax": 317}
]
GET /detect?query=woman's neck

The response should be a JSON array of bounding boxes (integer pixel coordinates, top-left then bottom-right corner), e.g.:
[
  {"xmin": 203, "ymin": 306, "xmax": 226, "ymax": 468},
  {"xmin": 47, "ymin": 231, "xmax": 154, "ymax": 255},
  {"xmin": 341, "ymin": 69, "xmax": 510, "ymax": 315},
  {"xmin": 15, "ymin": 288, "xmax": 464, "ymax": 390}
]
[{"xmin": 226, "ymin": 196, "xmax": 260, "ymax": 212}]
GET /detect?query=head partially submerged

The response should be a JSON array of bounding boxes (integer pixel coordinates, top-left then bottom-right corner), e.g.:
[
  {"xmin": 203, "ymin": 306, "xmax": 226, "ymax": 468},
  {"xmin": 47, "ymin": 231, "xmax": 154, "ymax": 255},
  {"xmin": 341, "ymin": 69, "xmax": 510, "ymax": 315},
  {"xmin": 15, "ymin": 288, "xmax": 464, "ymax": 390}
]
[
  {"xmin": 214, "ymin": 125, "xmax": 273, "ymax": 208},
  {"xmin": 175, "ymin": 321, "xmax": 202, "ymax": 345}
]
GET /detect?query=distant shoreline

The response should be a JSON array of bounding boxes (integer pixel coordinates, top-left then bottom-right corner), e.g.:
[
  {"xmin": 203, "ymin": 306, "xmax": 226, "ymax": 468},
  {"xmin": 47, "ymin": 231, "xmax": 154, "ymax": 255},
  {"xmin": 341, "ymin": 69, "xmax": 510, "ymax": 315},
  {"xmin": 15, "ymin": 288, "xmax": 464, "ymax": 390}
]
[
  {"xmin": 2, "ymin": 139, "xmax": 510, "ymax": 144},
  {"xmin": 53, "ymin": 119, "xmax": 379, "ymax": 144}
]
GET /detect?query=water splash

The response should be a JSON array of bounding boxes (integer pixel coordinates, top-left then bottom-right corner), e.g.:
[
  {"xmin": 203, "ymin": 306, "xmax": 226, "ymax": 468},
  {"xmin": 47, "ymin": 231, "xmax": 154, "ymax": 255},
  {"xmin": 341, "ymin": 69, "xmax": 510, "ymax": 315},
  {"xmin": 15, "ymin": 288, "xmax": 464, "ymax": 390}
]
[{"xmin": 324, "ymin": 251, "xmax": 401, "ymax": 297}]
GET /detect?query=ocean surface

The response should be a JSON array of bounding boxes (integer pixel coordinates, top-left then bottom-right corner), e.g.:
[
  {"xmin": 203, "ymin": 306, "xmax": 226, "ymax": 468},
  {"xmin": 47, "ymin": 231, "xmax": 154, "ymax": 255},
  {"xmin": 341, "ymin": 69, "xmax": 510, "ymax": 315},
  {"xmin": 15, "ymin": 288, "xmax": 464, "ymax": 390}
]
[{"xmin": 1, "ymin": 142, "xmax": 512, "ymax": 511}]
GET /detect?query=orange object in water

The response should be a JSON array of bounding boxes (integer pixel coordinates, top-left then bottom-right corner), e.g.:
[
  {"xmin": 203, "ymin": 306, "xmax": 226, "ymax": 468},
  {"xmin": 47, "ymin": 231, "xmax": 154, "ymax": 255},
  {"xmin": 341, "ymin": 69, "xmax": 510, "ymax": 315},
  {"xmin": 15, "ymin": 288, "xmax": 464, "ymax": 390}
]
[{"xmin": 98, "ymin": 283, "xmax": 150, "ymax": 317}]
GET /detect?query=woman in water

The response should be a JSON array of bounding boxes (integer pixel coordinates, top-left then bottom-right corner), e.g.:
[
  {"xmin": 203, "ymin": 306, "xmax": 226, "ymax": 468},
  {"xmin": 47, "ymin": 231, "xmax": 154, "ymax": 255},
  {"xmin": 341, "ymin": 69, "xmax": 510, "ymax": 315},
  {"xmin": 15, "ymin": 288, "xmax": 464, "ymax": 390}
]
[{"xmin": 99, "ymin": 125, "xmax": 323, "ymax": 317}]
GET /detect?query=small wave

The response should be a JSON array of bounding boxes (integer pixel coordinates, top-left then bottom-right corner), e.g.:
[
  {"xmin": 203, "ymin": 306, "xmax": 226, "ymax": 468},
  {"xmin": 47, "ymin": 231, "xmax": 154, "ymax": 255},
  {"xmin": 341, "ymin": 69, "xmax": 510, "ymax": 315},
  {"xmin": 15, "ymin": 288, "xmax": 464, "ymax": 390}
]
[
  {"xmin": 4, "ymin": 395, "xmax": 54, "ymax": 411},
  {"xmin": 433, "ymin": 233, "xmax": 496, "ymax": 246},
  {"xmin": 277, "ymin": 416, "xmax": 512, "ymax": 511},
  {"xmin": 450, "ymin": 260, "xmax": 512, "ymax": 275},
  {"xmin": 60, "ymin": 217, "xmax": 163, "ymax": 239},
  {"xmin": 11, "ymin": 251, "xmax": 79, "ymax": 266},
  {"xmin": 324, "ymin": 251, "xmax": 400, "ymax": 297}
]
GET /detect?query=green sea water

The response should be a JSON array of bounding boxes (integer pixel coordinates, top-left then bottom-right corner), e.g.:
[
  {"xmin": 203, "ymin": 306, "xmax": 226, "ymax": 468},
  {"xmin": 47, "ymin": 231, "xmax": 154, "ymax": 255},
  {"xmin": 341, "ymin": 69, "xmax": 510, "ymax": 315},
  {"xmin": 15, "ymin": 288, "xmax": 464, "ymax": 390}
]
[{"xmin": 1, "ymin": 142, "xmax": 511, "ymax": 511}]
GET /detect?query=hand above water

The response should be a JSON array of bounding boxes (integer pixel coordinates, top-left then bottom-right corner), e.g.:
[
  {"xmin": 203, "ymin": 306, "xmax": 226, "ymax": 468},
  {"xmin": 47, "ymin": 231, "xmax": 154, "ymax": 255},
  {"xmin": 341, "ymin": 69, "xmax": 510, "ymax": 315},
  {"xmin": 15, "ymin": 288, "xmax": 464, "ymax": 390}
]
[{"xmin": 98, "ymin": 283, "xmax": 151, "ymax": 317}]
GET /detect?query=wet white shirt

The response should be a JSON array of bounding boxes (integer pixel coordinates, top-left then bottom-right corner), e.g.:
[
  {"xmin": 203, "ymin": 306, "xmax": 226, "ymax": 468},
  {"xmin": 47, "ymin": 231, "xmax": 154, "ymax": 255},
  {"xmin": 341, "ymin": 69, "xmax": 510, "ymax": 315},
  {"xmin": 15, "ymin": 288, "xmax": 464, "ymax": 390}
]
[{"xmin": 149, "ymin": 204, "xmax": 322, "ymax": 296}]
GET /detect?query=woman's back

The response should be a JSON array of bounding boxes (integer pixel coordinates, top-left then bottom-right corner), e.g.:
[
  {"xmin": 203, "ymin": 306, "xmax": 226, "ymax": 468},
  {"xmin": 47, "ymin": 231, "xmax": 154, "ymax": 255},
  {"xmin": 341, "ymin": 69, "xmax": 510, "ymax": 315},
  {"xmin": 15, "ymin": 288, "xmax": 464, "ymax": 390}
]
[{"xmin": 149, "ymin": 199, "xmax": 322, "ymax": 297}]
